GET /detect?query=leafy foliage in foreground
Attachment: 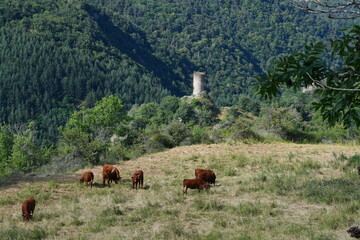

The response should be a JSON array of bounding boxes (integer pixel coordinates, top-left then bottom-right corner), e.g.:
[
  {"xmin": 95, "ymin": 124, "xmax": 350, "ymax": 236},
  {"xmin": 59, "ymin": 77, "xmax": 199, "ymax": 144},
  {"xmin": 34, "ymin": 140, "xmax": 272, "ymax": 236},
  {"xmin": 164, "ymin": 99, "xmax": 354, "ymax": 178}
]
[{"xmin": 257, "ymin": 25, "xmax": 360, "ymax": 128}]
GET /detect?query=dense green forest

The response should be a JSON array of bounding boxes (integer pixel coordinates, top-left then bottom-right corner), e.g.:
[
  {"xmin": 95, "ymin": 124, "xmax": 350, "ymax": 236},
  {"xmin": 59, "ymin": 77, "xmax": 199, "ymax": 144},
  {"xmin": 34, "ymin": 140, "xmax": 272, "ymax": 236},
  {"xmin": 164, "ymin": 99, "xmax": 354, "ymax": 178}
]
[
  {"xmin": 0, "ymin": 92, "xmax": 358, "ymax": 178},
  {"xmin": 0, "ymin": 0, "xmax": 352, "ymax": 143},
  {"xmin": 0, "ymin": 0, "xmax": 359, "ymax": 177}
]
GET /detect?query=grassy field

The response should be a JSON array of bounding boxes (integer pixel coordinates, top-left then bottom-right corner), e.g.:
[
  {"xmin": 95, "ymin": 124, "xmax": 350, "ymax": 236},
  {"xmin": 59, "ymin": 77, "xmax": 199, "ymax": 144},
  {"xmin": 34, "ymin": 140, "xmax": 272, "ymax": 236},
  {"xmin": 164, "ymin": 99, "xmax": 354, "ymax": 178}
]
[{"xmin": 0, "ymin": 142, "xmax": 360, "ymax": 240}]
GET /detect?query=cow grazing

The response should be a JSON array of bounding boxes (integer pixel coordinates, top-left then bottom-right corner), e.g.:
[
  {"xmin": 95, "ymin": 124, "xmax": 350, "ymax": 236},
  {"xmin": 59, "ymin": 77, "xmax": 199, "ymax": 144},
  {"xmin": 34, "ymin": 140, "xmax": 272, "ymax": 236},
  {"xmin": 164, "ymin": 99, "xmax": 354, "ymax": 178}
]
[
  {"xmin": 102, "ymin": 164, "xmax": 121, "ymax": 187},
  {"xmin": 80, "ymin": 171, "xmax": 94, "ymax": 188},
  {"xmin": 22, "ymin": 198, "xmax": 36, "ymax": 221},
  {"xmin": 196, "ymin": 169, "xmax": 216, "ymax": 186},
  {"xmin": 132, "ymin": 170, "xmax": 144, "ymax": 190},
  {"xmin": 183, "ymin": 178, "xmax": 210, "ymax": 194},
  {"xmin": 195, "ymin": 168, "xmax": 213, "ymax": 178},
  {"xmin": 347, "ymin": 226, "xmax": 360, "ymax": 238}
]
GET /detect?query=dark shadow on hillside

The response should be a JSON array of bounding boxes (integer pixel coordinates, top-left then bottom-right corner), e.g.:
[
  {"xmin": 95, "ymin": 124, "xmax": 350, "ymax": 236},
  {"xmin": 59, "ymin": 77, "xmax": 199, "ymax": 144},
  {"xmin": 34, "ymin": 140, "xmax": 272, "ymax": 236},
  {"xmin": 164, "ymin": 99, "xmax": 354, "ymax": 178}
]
[
  {"xmin": 237, "ymin": 45, "xmax": 263, "ymax": 75},
  {"xmin": 84, "ymin": 5, "xmax": 194, "ymax": 96}
]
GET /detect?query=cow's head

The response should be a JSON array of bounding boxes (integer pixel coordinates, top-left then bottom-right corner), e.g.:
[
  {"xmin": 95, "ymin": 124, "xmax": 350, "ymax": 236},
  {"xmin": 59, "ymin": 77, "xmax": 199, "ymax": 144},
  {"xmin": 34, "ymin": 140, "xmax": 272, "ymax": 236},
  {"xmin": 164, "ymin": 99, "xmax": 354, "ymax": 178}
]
[
  {"xmin": 23, "ymin": 213, "xmax": 31, "ymax": 221},
  {"xmin": 202, "ymin": 183, "xmax": 211, "ymax": 191},
  {"xmin": 111, "ymin": 167, "xmax": 121, "ymax": 183}
]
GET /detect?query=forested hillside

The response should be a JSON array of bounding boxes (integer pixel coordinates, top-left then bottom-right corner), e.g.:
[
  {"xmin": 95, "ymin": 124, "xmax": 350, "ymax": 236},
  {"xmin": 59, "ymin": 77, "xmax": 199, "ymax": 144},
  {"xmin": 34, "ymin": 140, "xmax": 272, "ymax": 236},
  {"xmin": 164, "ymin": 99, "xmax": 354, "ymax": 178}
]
[{"xmin": 0, "ymin": 0, "xmax": 352, "ymax": 143}]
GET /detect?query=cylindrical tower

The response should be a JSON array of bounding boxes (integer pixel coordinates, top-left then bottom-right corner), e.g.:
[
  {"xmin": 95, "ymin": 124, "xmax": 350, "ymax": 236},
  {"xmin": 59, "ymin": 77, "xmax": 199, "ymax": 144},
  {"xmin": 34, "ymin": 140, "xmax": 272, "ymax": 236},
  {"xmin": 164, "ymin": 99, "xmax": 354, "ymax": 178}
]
[{"xmin": 193, "ymin": 72, "xmax": 205, "ymax": 97}]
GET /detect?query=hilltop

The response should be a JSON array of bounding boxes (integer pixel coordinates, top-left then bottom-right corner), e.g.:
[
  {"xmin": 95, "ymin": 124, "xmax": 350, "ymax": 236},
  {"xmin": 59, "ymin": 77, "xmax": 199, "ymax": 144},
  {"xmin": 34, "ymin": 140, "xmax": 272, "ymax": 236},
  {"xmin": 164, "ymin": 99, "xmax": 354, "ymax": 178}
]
[{"xmin": 1, "ymin": 142, "xmax": 359, "ymax": 239}]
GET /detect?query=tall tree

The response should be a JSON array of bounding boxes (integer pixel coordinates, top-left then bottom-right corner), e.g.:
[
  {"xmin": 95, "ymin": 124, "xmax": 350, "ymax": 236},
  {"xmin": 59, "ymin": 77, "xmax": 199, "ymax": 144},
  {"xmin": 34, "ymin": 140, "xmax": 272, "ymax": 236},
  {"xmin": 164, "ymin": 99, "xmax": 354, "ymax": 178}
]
[
  {"xmin": 60, "ymin": 95, "xmax": 127, "ymax": 165},
  {"xmin": 0, "ymin": 125, "xmax": 14, "ymax": 175}
]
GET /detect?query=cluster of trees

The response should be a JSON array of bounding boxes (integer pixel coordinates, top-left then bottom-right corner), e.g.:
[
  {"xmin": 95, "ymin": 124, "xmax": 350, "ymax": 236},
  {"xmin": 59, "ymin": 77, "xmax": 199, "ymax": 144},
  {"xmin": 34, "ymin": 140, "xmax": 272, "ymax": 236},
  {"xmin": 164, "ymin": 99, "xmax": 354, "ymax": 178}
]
[
  {"xmin": 257, "ymin": 2, "xmax": 360, "ymax": 128},
  {"xmin": 95, "ymin": 0, "xmax": 347, "ymax": 105},
  {"xmin": 0, "ymin": 0, "xmax": 174, "ymax": 145},
  {"xmin": 1, "ymin": 92, "xmax": 358, "ymax": 178},
  {"xmin": 0, "ymin": 0, "xmax": 359, "ymax": 178},
  {"xmin": 0, "ymin": 124, "xmax": 51, "ymax": 176},
  {"xmin": 0, "ymin": 0, "xmax": 353, "ymax": 146}
]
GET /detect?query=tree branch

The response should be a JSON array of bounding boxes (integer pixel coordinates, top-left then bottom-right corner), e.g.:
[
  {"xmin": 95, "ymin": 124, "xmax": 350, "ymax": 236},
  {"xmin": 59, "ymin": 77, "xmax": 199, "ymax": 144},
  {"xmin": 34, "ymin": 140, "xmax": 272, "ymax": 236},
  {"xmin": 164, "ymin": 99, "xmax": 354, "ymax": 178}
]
[
  {"xmin": 306, "ymin": 72, "xmax": 360, "ymax": 91},
  {"xmin": 295, "ymin": 0, "xmax": 360, "ymax": 19}
]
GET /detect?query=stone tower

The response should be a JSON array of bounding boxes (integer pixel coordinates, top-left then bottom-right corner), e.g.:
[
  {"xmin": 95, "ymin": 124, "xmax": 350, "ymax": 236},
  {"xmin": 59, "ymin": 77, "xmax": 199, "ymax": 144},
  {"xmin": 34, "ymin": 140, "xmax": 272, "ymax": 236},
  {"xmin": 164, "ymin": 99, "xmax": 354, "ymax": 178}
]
[{"xmin": 192, "ymin": 72, "xmax": 205, "ymax": 97}]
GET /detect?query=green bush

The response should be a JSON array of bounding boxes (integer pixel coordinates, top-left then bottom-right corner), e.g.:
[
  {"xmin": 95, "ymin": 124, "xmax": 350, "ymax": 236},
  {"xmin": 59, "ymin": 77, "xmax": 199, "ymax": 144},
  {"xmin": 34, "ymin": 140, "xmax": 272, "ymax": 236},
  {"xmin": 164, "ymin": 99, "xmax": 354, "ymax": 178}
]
[
  {"xmin": 229, "ymin": 117, "xmax": 262, "ymax": 141},
  {"xmin": 106, "ymin": 142, "xmax": 132, "ymax": 163},
  {"xmin": 192, "ymin": 126, "xmax": 212, "ymax": 144},
  {"xmin": 173, "ymin": 101, "xmax": 196, "ymax": 124},
  {"xmin": 165, "ymin": 122, "xmax": 192, "ymax": 146},
  {"xmin": 237, "ymin": 94, "xmax": 260, "ymax": 116}
]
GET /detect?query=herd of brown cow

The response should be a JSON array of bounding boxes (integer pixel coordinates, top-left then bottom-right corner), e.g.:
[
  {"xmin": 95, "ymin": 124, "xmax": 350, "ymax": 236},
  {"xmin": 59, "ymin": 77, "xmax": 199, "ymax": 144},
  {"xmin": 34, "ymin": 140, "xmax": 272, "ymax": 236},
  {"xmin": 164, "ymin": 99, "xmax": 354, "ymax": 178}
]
[{"xmin": 21, "ymin": 165, "xmax": 216, "ymax": 221}]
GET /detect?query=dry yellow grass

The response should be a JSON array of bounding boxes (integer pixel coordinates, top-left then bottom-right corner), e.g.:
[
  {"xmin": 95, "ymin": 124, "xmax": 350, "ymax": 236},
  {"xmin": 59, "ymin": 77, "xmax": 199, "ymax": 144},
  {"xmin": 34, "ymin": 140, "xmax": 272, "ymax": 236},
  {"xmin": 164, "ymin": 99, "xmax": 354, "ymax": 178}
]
[{"xmin": 0, "ymin": 142, "xmax": 359, "ymax": 240}]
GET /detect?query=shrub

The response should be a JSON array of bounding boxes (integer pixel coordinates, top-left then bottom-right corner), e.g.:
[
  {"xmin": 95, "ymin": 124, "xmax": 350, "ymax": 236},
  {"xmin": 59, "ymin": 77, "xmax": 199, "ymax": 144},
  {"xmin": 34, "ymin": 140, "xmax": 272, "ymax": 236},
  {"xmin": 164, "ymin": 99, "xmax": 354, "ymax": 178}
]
[
  {"xmin": 165, "ymin": 122, "xmax": 192, "ymax": 146},
  {"xmin": 192, "ymin": 126, "xmax": 212, "ymax": 144},
  {"xmin": 40, "ymin": 153, "xmax": 84, "ymax": 174},
  {"xmin": 237, "ymin": 94, "xmax": 261, "ymax": 116},
  {"xmin": 228, "ymin": 117, "xmax": 262, "ymax": 141},
  {"xmin": 173, "ymin": 101, "xmax": 196, "ymax": 124},
  {"xmin": 106, "ymin": 142, "xmax": 132, "ymax": 163},
  {"xmin": 256, "ymin": 106, "xmax": 313, "ymax": 142}
]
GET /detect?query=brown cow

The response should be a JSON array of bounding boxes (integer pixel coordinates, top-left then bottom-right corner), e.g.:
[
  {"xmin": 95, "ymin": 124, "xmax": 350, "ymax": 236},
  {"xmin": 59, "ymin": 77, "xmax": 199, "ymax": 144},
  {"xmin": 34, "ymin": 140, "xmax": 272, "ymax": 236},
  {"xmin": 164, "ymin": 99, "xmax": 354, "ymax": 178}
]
[
  {"xmin": 195, "ymin": 168, "xmax": 213, "ymax": 177},
  {"xmin": 80, "ymin": 171, "xmax": 94, "ymax": 188},
  {"xmin": 131, "ymin": 170, "xmax": 144, "ymax": 190},
  {"xmin": 22, "ymin": 198, "xmax": 36, "ymax": 221},
  {"xmin": 183, "ymin": 178, "xmax": 210, "ymax": 194},
  {"xmin": 102, "ymin": 164, "xmax": 121, "ymax": 187},
  {"xmin": 347, "ymin": 226, "xmax": 360, "ymax": 238},
  {"xmin": 195, "ymin": 169, "xmax": 216, "ymax": 186}
]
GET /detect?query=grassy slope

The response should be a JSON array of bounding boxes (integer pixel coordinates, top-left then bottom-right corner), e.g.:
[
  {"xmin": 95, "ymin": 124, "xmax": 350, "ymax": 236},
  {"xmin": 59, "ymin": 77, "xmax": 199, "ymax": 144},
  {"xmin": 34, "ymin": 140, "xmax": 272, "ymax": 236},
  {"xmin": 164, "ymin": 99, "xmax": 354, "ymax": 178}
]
[{"xmin": 0, "ymin": 143, "xmax": 359, "ymax": 240}]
